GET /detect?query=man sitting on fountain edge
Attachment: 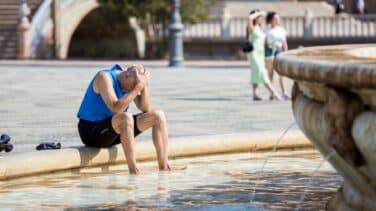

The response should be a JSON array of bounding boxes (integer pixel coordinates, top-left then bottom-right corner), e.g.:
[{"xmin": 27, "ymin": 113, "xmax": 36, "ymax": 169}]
[{"xmin": 77, "ymin": 64, "xmax": 170, "ymax": 174}]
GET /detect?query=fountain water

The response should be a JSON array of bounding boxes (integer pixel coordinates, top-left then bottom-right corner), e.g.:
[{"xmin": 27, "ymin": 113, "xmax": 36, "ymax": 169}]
[
  {"xmin": 0, "ymin": 150, "xmax": 340, "ymax": 209},
  {"xmin": 250, "ymin": 122, "xmax": 296, "ymax": 202},
  {"xmin": 295, "ymin": 148, "xmax": 337, "ymax": 211}
]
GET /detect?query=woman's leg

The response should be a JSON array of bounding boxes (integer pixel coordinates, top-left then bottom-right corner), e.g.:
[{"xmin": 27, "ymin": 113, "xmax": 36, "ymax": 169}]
[
  {"xmin": 252, "ymin": 84, "xmax": 262, "ymax": 100},
  {"xmin": 265, "ymin": 58, "xmax": 276, "ymax": 99},
  {"xmin": 264, "ymin": 81, "xmax": 281, "ymax": 100},
  {"xmin": 265, "ymin": 58, "xmax": 274, "ymax": 83},
  {"xmin": 279, "ymin": 75, "xmax": 290, "ymax": 99}
]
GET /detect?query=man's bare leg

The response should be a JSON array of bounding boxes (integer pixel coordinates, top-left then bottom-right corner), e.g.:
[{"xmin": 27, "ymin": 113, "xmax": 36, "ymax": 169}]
[
  {"xmin": 137, "ymin": 109, "xmax": 170, "ymax": 171},
  {"xmin": 112, "ymin": 113, "xmax": 139, "ymax": 174}
]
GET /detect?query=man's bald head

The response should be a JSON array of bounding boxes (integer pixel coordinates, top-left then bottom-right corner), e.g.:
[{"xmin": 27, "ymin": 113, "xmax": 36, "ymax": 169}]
[
  {"xmin": 127, "ymin": 64, "xmax": 145, "ymax": 78},
  {"xmin": 120, "ymin": 64, "xmax": 145, "ymax": 91}
]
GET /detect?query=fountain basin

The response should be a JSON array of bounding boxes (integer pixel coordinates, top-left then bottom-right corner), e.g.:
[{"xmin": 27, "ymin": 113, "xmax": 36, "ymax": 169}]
[
  {"xmin": 0, "ymin": 131, "xmax": 310, "ymax": 180},
  {"xmin": 0, "ymin": 150, "xmax": 341, "ymax": 210},
  {"xmin": 275, "ymin": 44, "xmax": 376, "ymax": 210},
  {"xmin": 0, "ymin": 131, "xmax": 324, "ymax": 209}
]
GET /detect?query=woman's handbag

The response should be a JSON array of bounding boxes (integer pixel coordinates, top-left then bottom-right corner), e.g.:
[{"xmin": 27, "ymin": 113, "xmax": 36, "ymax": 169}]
[{"xmin": 242, "ymin": 41, "xmax": 254, "ymax": 53}]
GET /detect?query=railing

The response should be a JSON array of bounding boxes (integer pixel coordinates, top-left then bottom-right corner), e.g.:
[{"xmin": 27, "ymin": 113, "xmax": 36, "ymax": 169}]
[
  {"xmin": 282, "ymin": 16, "xmax": 305, "ymax": 38},
  {"xmin": 153, "ymin": 15, "xmax": 376, "ymax": 40},
  {"xmin": 311, "ymin": 15, "xmax": 376, "ymax": 37},
  {"xmin": 184, "ymin": 17, "xmax": 222, "ymax": 39}
]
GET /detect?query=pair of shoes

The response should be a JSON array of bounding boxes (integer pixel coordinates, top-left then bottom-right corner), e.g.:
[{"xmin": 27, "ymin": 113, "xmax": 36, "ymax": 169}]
[
  {"xmin": 269, "ymin": 94, "xmax": 282, "ymax": 101},
  {"xmin": 282, "ymin": 93, "xmax": 291, "ymax": 100},
  {"xmin": 253, "ymin": 95, "xmax": 263, "ymax": 101}
]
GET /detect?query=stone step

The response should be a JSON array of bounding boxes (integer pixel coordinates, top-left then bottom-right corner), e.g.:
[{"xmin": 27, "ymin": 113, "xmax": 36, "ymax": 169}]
[
  {"xmin": 0, "ymin": 55, "xmax": 17, "ymax": 60},
  {"xmin": 0, "ymin": 15, "xmax": 20, "ymax": 20},
  {"xmin": 0, "ymin": 0, "xmax": 43, "ymax": 59},
  {"xmin": 0, "ymin": 37, "xmax": 17, "ymax": 42},
  {"xmin": 0, "ymin": 50, "xmax": 17, "ymax": 57},
  {"xmin": 0, "ymin": 20, "xmax": 18, "ymax": 25},
  {"xmin": 0, "ymin": 50, "xmax": 17, "ymax": 55},
  {"xmin": 0, "ymin": 32, "xmax": 17, "ymax": 37},
  {"xmin": 0, "ymin": 36, "xmax": 17, "ymax": 41},
  {"xmin": 0, "ymin": 0, "xmax": 41, "ymax": 4},
  {"xmin": 0, "ymin": 41, "xmax": 17, "ymax": 47},
  {"xmin": 0, "ymin": 9, "xmax": 19, "ymax": 14},
  {"xmin": 0, "ymin": 43, "xmax": 17, "ymax": 48},
  {"xmin": 0, "ymin": 14, "xmax": 20, "ymax": 18},
  {"xmin": 0, "ymin": 25, "xmax": 17, "ymax": 29},
  {"xmin": 0, "ymin": 5, "xmax": 18, "ymax": 9}
]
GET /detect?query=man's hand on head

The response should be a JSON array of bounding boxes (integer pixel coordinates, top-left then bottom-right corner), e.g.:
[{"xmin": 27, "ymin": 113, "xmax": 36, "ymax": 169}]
[
  {"xmin": 135, "ymin": 64, "xmax": 149, "ymax": 86},
  {"xmin": 134, "ymin": 76, "xmax": 146, "ymax": 93},
  {"xmin": 130, "ymin": 65, "xmax": 147, "ymax": 93},
  {"xmin": 132, "ymin": 65, "xmax": 151, "ymax": 112},
  {"xmin": 143, "ymin": 69, "xmax": 150, "ymax": 82}
]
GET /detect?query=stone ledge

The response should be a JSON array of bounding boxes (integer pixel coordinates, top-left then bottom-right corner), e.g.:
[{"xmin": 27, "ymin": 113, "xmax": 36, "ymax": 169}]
[
  {"xmin": 275, "ymin": 44, "xmax": 376, "ymax": 89},
  {"xmin": 0, "ymin": 131, "xmax": 310, "ymax": 180}
]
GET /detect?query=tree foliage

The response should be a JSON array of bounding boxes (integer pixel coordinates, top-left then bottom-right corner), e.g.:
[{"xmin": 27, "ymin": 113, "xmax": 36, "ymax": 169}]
[{"xmin": 70, "ymin": 0, "xmax": 212, "ymax": 58}]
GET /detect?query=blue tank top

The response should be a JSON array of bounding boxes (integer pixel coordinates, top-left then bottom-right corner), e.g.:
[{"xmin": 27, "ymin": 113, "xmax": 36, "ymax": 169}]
[{"xmin": 77, "ymin": 64, "xmax": 129, "ymax": 122}]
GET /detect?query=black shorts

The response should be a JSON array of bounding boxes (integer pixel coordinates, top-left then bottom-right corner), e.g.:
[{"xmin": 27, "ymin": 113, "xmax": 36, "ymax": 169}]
[{"xmin": 78, "ymin": 114, "xmax": 142, "ymax": 148}]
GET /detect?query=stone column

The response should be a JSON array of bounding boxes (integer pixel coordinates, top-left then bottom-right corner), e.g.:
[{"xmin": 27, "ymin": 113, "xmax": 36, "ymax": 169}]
[
  {"xmin": 169, "ymin": 0, "xmax": 184, "ymax": 67},
  {"xmin": 18, "ymin": 0, "xmax": 31, "ymax": 59},
  {"xmin": 303, "ymin": 8, "xmax": 313, "ymax": 37},
  {"xmin": 220, "ymin": 8, "xmax": 231, "ymax": 38},
  {"xmin": 129, "ymin": 17, "xmax": 146, "ymax": 59}
]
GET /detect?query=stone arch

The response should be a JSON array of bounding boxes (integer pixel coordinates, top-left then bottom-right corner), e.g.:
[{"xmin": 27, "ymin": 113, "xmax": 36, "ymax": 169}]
[
  {"xmin": 57, "ymin": 0, "xmax": 99, "ymax": 59},
  {"xmin": 68, "ymin": 7, "xmax": 139, "ymax": 59}
]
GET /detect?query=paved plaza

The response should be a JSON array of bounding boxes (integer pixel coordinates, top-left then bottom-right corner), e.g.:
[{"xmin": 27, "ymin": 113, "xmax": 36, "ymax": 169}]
[{"xmin": 0, "ymin": 62, "xmax": 295, "ymax": 154}]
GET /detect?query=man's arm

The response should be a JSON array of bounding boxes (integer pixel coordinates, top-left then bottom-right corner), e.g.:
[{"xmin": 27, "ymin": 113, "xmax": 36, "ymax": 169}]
[
  {"xmin": 93, "ymin": 72, "xmax": 144, "ymax": 114},
  {"xmin": 134, "ymin": 69, "xmax": 151, "ymax": 113},
  {"xmin": 134, "ymin": 86, "xmax": 151, "ymax": 113}
]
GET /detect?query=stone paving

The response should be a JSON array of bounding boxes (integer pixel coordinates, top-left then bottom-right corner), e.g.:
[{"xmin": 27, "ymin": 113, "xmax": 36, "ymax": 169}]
[{"xmin": 0, "ymin": 62, "xmax": 295, "ymax": 154}]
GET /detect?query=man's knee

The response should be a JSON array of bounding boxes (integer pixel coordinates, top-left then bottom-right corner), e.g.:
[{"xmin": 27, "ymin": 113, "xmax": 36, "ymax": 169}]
[
  {"xmin": 151, "ymin": 109, "xmax": 166, "ymax": 124},
  {"xmin": 114, "ymin": 112, "xmax": 134, "ymax": 128}
]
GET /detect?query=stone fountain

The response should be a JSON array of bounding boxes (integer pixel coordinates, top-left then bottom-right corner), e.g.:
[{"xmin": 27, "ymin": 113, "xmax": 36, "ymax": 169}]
[{"xmin": 275, "ymin": 44, "xmax": 376, "ymax": 210}]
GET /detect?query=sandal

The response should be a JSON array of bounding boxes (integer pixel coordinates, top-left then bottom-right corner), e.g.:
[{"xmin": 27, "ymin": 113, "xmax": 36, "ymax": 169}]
[
  {"xmin": 269, "ymin": 94, "xmax": 281, "ymax": 101},
  {"xmin": 253, "ymin": 95, "xmax": 263, "ymax": 101},
  {"xmin": 282, "ymin": 93, "xmax": 291, "ymax": 100}
]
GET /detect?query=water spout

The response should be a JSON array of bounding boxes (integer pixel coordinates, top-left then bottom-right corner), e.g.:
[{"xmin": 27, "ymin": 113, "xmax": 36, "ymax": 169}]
[
  {"xmin": 250, "ymin": 122, "xmax": 297, "ymax": 202},
  {"xmin": 294, "ymin": 148, "xmax": 337, "ymax": 211}
]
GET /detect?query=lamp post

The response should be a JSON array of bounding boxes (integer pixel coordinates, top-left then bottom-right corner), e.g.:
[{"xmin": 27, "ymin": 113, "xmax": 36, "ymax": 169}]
[{"xmin": 169, "ymin": 0, "xmax": 184, "ymax": 67}]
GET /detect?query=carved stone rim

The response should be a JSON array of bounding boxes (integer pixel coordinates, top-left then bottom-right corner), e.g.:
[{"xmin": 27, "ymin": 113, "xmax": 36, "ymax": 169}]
[{"xmin": 275, "ymin": 44, "xmax": 376, "ymax": 89}]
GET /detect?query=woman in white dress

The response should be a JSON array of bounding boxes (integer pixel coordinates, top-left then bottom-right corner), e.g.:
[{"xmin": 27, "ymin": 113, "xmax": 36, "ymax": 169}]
[{"xmin": 265, "ymin": 12, "xmax": 290, "ymax": 100}]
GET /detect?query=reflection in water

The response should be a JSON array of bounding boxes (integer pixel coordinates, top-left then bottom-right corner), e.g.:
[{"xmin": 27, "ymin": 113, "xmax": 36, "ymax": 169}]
[
  {"xmin": 0, "ymin": 150, "xmax": 342, "ymax": 210},
  {"xmin": 158, "ymin": 172, "xmax": 171, "ymax": 202}
]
